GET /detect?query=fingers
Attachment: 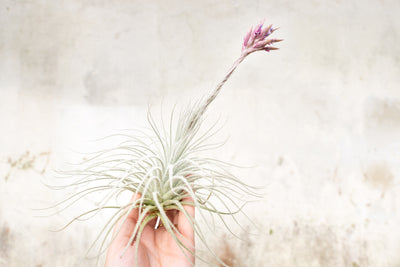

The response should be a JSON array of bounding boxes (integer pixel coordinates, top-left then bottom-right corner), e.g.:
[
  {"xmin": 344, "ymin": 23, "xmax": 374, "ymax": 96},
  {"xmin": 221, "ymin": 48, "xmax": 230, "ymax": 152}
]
[
  {"xmin": 182, "ymin": 196, "xmax": 195, "ymax": 219},
  {"xmin": 177, "ymin": 196, "xmax": 195, "ymax": 243},
  {"xmin": 174, "ymin": 195, "xmax": 195, "ymax": 264},
  {"xmin": 112, "ymin": 193, "xmax": 142, "ymax": 240}
]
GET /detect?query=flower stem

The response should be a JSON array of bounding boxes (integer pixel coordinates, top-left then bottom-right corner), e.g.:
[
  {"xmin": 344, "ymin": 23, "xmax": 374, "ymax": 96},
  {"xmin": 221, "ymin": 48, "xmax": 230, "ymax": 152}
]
[{"xmin": 187, "ymin": 52, "xmax": 248, "ymax": 132}]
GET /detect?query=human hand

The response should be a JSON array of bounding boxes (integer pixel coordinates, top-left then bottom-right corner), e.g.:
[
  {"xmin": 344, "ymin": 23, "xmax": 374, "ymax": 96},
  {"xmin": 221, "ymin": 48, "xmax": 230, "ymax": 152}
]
[{"xmin": 105, "ymin": 194, "xmax": 195, "ymax": 267}]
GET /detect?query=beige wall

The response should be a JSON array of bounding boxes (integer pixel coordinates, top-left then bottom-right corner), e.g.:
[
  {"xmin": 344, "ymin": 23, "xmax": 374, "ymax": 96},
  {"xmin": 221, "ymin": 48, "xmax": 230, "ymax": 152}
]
[{"xmin": 1, "ymin": 0, "xmax": 400, "ymax": 266}]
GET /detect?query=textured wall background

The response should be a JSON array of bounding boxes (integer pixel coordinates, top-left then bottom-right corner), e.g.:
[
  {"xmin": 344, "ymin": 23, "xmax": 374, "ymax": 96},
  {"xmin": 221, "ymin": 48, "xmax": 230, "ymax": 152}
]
[{"xmin": 1, "ymin": 0, "xmax": 400, "ymax": 266}]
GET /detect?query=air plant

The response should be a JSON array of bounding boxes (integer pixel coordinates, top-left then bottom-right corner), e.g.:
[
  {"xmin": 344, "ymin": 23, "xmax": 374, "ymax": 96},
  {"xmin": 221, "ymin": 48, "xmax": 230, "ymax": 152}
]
[{"xmin": 51, "ymin": 20, "xmax": 282, "ymax": 266}]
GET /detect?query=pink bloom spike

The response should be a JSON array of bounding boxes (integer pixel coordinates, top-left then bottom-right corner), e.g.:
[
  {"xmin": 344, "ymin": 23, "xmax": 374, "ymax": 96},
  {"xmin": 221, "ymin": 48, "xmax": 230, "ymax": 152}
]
[
  {"xmin": 242, "ymin": 26, "xmax": 253, "ymax": 50},
  {"xmin": 241, "ymin": 21, "xmax": 282, "ymax": 55},
  {"xmin": 196, "ymin": 19, "xmax": 282, "ymax": 122},
  {"xmin": 254, "ymin": 19, "xmax": 265, "ymax": 36},
  {"xmin": 271, "ymin": 27, "xmax": 280, "ymax": 33},
  {"xmin": 255, "ymin": 23, "xmax": 263, "ymax": 36},
  {"xmin": 265, "ymin": 46, "xmax": 279, "ymax": 52},
  {"xmin": 261, "ymin": 24, "xmax": 273, "ymax": 37}
]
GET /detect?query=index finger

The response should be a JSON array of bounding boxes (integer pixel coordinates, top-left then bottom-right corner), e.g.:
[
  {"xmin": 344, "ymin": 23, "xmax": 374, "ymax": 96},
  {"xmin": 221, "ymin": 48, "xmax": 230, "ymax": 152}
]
[{"xmin": 112, "ymin": 193, "xmax": 142, "ymax": 239}]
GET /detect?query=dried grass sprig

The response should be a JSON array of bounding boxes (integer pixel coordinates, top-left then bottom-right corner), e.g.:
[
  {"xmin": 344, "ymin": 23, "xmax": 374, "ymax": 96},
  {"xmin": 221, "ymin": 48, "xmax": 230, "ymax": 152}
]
[{"xmin": 49, "ymin": 20, "xmax": 281, "ymax": 266}]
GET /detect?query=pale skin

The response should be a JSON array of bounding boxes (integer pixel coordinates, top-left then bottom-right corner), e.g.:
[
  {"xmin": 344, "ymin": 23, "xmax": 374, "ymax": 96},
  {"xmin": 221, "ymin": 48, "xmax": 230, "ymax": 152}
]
[{"xmin": 105, "ymin": 194, "xmax": 195, "ymax": 267}]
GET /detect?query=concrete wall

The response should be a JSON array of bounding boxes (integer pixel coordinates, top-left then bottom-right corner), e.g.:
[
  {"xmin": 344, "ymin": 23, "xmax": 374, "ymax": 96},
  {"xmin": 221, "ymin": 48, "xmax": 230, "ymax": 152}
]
[{"xmin": 1, "ymin": 0, "xmax": 400, "ymax": 266}]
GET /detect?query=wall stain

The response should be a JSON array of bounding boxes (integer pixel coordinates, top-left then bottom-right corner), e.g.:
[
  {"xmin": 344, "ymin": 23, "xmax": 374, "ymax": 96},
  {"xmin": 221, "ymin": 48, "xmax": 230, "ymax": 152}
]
[
  {"xmin": 0, "ymin": 224, "xmax": 13, "ymax": 260},
  {"xmin": 365, "ymin": 98, "xmax": 400, "ymax": 128},
  {"xmin": 4, "ymin": 150, "xmax": 51, "ymax": 181},
  {"xmin": 215, "ymin": 232, "xmax": 253, "ymax": 267},
  {"xmin": 363, "ymin": 163, "xmax": 394, "ymax": 194},
  {"xmin": 9, "ymin": 2, "xmax": 82, "ymax": 96},
  {"xmin": 83, "ymin": 69, "xmax": 121, "ymax": 106},
  {"xmin": 217, "ymin": 237, "xmax": 238, "ymax": 267},
  {"xmin": 294, "ymin": 223, "xmax": 339, "ymax": 266},
  {"xmin": 211, "ymin": 222, "xmax": 372, "ymax": 267}
]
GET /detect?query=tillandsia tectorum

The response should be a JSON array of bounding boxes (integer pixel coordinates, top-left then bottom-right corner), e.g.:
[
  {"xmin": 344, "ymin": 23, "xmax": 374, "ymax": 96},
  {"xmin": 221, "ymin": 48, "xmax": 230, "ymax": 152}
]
[{"xmin": 51, "ymin": 20, "xmax": 282, "ymax": 266}]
